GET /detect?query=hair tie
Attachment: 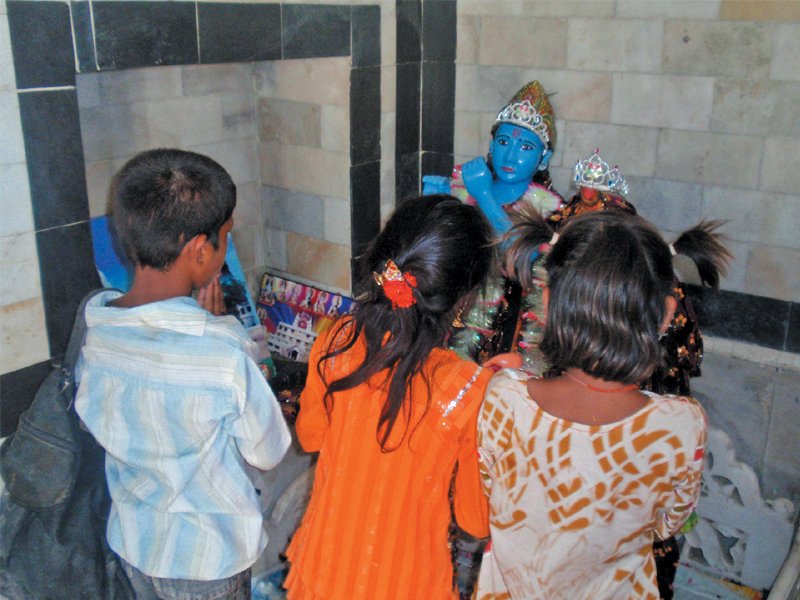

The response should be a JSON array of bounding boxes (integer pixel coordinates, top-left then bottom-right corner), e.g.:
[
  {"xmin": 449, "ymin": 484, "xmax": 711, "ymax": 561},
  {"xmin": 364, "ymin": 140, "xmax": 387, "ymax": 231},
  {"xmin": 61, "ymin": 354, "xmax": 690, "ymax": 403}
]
[
  {"xmin": 669, "ymin": 243, "xmax": 677, "ymax": 257},
  {"xmin": 373, "ymin": 259, "xmax": 417, "ymax": 310}
]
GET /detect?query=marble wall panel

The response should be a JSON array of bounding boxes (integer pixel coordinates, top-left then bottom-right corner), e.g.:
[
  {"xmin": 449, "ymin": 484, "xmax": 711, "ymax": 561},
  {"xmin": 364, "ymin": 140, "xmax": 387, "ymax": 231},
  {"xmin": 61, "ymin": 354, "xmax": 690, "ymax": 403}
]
[
  {"xmin": 323, "ymin": 196, "xmax": 351, "ymax": 247},
  {"xmin": 711, "ymin": 78, "xmax": 800, "ymax": 138},
  {"xmin": 655, "ymin": 128, "xmax": 763, "ymax": 189},
  {"xmin": 561, "ymin": 122, "xmax": 659, "ymax": 178},
  {"xmin": 264, "ymin": 186, "xmax": 324, "ymax": 240},
  {"xmin": 568, "ymin": 19, "xmax": 663, "ymax": 73},
  {"xmin": 259, "ymin": 98, "xmax": 322, "ymax": 148},
  {"xmin": 617, "ymin": 0, "xmax": 721, "ymax": 19},
  {"xmin": 255, "ymin": 58, "xmax": 351, "ymax": 107},
  {"xmin": 0, "ymin": 297, "xmax": 49, "ymax": 375},
  {"xmin": 624, "ymin": 175, "xmax": 704, "ymax": 233},
  {"xmin": 0, "ymin": 162, "xmax": 33, "ymax": 237},
  {"xmin": 478, "ymin": 17, "xmax": 567, "ymax": 68},
  {"xmin": 663, "ymin": 21, "xmax": 774, "ymax": 79},
  {"xmin": 0, "ymin": 6, "xmax": 16, "ymax": 92},
  {"xmin": 146, "ymin": 95, "xmax": 226, "ymax": 149},
  {"xmin": 719, "ymin": 0, "xmax": 800, "ymax": 21},
  {"xmin": 259, "ymin": 142, "xmax": 350, "ymax": 200},
  {"xmin": 0, "ymin": 230, "xmax": 40, "ymax": 306},
  {"xmin": 611, "ymin": 73, "xmax": 715, "ymax": 131},
  {"xmin": 0, "ymin": 90, "xmax": 24, "ymax": 164},
  {"xmin": 286, "ymin": 232, "xmax": 350, "ymax": 290},
  {"xmin": 770, "ymin": 23, "xmax": 800, "ymax": 81},
  {"xmin": 455, "ymin": 64, "xmax": 528, "ymax": 112},
  {"xmin": 321, "ymin": 104, "xmax": 350, "ymax": 154},
  {"xmin": 745, "ymin": 244, "xmax": 800, "ymax": 302},
  {"xmin": 520, "ymin": 69, "xmax": 612, "ymax": 123},
  {"xmin": 456, "ymin": 14, "xmax": 480, "ymax": 65},
  {"xmin": 760, "ymin": 137, "xmax": 800, "ymax": 194},
  {"xmin": 522, "ymin": 0, "xmax": 615, "ymax": 17}
]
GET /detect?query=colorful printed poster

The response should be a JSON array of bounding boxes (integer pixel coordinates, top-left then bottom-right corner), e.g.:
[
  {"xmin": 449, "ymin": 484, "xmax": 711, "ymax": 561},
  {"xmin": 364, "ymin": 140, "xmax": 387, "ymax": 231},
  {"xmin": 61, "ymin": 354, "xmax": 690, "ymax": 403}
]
[
  {"xmin": 89, "ymin": 215, "xmax": 259, "ymax": 330},
  {"xmin": 257, "ymin": 273, "xmax": 353, "ymax": 362}
]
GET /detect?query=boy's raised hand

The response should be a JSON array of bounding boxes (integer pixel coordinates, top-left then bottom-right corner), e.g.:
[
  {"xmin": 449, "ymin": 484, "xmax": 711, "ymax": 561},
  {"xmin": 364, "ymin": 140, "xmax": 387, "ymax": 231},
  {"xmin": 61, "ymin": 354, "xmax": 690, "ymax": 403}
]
[{"xmin": 197, "ymin": 273, "xmax": 226, "ymax": 316}]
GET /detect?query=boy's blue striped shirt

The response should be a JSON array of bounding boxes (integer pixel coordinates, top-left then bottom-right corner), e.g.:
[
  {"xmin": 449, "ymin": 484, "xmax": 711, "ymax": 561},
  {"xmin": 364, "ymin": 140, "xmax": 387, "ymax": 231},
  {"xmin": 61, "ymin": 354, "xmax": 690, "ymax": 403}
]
[{"xmin": 75, "ymin": 291, "xmax": 291, "ymax": 580}]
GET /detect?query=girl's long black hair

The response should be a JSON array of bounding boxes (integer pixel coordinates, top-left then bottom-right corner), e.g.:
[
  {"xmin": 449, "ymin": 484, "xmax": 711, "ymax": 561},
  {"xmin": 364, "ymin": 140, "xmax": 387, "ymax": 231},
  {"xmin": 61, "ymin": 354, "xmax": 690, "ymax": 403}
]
[{"xmin": 319, "ymin": 195, "xmax": 494, "ymax": 452}]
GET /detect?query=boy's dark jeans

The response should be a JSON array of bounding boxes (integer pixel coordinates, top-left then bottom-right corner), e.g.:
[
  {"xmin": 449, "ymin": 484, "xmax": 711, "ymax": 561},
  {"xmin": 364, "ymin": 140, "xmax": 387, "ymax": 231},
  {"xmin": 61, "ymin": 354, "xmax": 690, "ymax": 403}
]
[{"xmin": 121, "ymin": 559, "xmax": 251, "ymax": 600}]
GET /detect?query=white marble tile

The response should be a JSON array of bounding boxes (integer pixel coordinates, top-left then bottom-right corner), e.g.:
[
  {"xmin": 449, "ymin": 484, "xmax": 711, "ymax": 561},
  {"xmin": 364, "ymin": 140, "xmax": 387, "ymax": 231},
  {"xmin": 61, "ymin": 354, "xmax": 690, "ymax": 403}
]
[
  {"xmin": 0, "ymin": 296, "xmax": 50, "ymax": 374},
  {"xmin": 259, "ymin": 143, "xmax": 350, "ymax": 200},
  {"xmin": 0, "ymin": 162, "xmax": 33, "ymax": 237},
  {"xmin": 568, "ymin": 18, "xmax": 663, "ymax": 73},
  {"xmin": 771, "ymin": 23, "xmax": 800, "ymax": 82},
  {"xmin": 711, "ymin": 79, "xmax": 800, "ymax": 138},
  {"xmin": 455, "ymin": 64, "xmax": 530, "ymax": 113},
  {"xmin": 0, "ymin": 91, "xmax": 24, "ymax": 164},
  {"xmin": 230, "ymin": 226, "xmax": 255, "ymax": 271},
  {"xmin": 0, "ymin": 231, "xmax": 41, "ymax": 306},
  {"xmin": 561, "ymin": 121, "xmax": 658, "ymax": 178},
  {"xmin": 146, "ymin": 95, "xmax": 225, "ymax": 149},
  {"xmin": 263, "ymin": 226, "xmax": 287, "ymax": 273},
  {"xmin": 0, "ymin": 11, "xmax": 16, "ymax": 92},
  {"xmin": 458, "ymin": 0, "xmax": 525, "ymax": 17},
  {"xmin": 519, "ymin": 69, "xmax": 612, "ymax": 123},
  {"xmin": 617, "ymin": 0, "xmax": 720, "ymax": 19},
  {"xmin": 97, "ymin": 66, "xmax": 183, "ymax": 107},
  {"xmin": 744, "ymin": 243, "xmax": 800, "ymax": 303},
  {"xmin": 182, "ymin": 63, "xmax": 254, "ymax": 98},
  {"xmin": 523, "ymin": 0, "xmax": 615, "ymax": 17},
  {"xmin": 323, "ymin": 196, "xmax": 350, "ymax": 247},
  {"xmin": 84, "ymin": 157, "xmax": 129, "ymax": 218},
  {"xmin": 612, "ymin": 73, "xmax": 714, "ymax": 131},
  {"xmin": 255, "ymin": 58, "xmax": 350, "ymax": 107},
  {"xmin": 760, "ymin": 137, "xmax": 800, "ymax": 194},
  {"xmin": 320, "ymin": 104, "xmax": 349, "ymax": 154},
  {"xmin": 79, "ymin": 101, "xmax": 149, "ymax": 162},
  {"xmin": 233, "ymin": 181, "xmax": 263, "ymax": 230},
  {"xmin": 454, "ymin": 110, "xmax": 483, "ymax": 159},
  {"xmin": 479, "ymin": 17, "xmax": 568, "ymax": 69},
  {"xmin": 381, "ymin": 64, "xmax": 395, "ymax": 113},
  {"xmin": 192, "ymin": 137, "xmax": 260, "ymax": 187},
  {"xmin": 380, "ymin": 0, "xmax": 396, "ymax": 67}
]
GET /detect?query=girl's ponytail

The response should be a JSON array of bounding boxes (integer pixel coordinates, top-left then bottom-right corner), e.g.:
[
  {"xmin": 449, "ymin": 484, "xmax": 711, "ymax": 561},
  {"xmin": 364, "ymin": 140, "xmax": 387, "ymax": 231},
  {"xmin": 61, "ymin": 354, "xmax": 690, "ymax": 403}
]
[
  {"xmin": 504, "ymin": 204, "xmax": 556, "ymax": 290},
  {"xmin": 671, "ymin": 220, "xmax": 732, "ymax": 289}
]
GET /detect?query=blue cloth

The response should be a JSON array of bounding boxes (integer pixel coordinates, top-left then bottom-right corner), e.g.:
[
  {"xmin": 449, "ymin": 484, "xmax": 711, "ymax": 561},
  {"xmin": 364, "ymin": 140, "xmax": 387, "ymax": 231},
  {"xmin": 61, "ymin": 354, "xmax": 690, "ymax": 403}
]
[{"xmin": 75, "ymin": 291, "xmax": 291, "ymax": 581}]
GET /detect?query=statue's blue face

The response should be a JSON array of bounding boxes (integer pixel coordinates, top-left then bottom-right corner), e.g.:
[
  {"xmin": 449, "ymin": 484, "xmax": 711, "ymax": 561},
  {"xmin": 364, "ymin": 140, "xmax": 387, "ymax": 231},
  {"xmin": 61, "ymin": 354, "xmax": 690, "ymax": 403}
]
[{"xmin": 491, "ymin": 124, "xmax": 547, "ymax": 185}]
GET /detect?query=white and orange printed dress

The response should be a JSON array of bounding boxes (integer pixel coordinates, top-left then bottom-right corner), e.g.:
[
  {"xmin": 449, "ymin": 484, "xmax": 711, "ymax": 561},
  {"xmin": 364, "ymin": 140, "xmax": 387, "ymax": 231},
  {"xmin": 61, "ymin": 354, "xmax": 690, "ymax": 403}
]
[{"xmin": 476, "ymin": 369, "xmax": 707, "ymax": 600}]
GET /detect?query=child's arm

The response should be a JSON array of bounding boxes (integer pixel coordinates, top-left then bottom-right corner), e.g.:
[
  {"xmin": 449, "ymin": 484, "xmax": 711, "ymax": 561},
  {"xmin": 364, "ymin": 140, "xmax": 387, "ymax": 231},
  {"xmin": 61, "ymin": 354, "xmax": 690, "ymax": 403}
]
[
  {"xmin": 654, "ymin": 406, "xmax": 708, "ymax": 540},
  {"xmin": 229, "ymin": 355, "xmax": 291, "ymax": 470},
  {"xmin": 294, "ymin": 334, "xmax": 332, "ymax": 453}
]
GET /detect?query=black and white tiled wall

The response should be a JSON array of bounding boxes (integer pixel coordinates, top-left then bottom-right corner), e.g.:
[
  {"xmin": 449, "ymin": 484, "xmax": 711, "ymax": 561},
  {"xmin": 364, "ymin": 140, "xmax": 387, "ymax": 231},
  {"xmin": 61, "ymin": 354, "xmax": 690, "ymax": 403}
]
[{"xmin": 1, "ymin": 1, "xmax": 382, "ymax": 436}]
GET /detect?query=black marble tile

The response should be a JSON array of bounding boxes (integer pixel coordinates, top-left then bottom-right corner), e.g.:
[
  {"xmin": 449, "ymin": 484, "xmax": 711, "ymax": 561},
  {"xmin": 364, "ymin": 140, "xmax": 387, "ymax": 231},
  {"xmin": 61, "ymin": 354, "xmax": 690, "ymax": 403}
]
[
  {"xmin": 685, "ymin": 285, "xmax": 791, "ymax": 351},
  {"xmin": 18, "ymin": 90, "xmax": 90, "ymax": 231},
  {"xmin": 422, "ymin": 0, "xmax": 456, "ymax": 62},
  {"xmin": 421, "ymin": 151, "xmax": 454, "ymax": 180},
  {"xmin": 71, "ymin": 2, "xmax": 97, "ymax": 73},
  {"xmin": 421, "ymin": 61, "xmax": 455, "ymax": 153},
  {"xmin": 350, "ymin": 160, "xmax": 381, "ymax": 258},
  {"xmin": 6, "ymin": 1, "xmax": 75, "ymax": 89},
  {"xmin": 93, "ymin": 1, "xmax": 198, "ymax": 70},
  {"xmin": 352, "ymin": 5, "xmax": 381, "ymax": 67},
  {"xmin": 395, "ymin": 152, "xmax": 420, "ymax": 203},
  {"xmin": 199, "ymin": 3, "xmax": 281, "ymax": 64},
  {"xmin": 786, "ymin": 303, "xmax": 800, "ymax": 354},
  {"xmin": 351, "ymin": 66, "xmax": 381, "ymax": 166},
  {"xmin": 395, "ymin": 62, "xmax": 421, "ymax": 156},
  {"xmin": 0, "ymin": 360, "xmax": 53, "ymax": 437},
  {"xmin": 37, "ymin": 222, "xmax": 102, "ymax": 358},
  {"xmin": 396, "ymin": 0, "xmax": 421, "ymax": 64},
  {"xmin": 283, "ymin": 4, "xmax": 351, "ymax": 60}
]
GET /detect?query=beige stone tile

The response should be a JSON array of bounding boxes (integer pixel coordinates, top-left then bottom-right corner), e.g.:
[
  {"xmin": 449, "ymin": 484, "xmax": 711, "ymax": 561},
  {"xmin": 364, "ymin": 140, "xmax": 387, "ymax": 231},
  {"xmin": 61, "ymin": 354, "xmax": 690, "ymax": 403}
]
[
  {"xmin": 713, "ymin": 238, "xmax": 748, "ymax": 293},
  {"xmin": 323, "ymin": 196, "xmax": 350, "ymax": 247},
  {"xmin": 192, "ymin": 137, "xmax": 260, "ymax": 185},
  {"xmin": 233, "ymin": 181, "xmax": 264, "ymax": 229},
  {"xmin": 479, "ymin": 17, "xmax": 568, "ymax": 69},
  {"xmin": 455, "ymin": 64, "xmax": 531, "ymax": 112},
  {"xmin": 760, "ymin": 137, "xmax": 800, "ymax": 193},
  {"xmin": 264, "ymin": 226, "xmax": 287, "ymax": 272},
  {"xmin": 0, "ymin": 91, "xmax": 24, "ymax": 164},
  {"xmin": 255, "ymin": 58, "xmax": 350, "ymax": 107},
  {"xmin": 458, "ymin": 0, "xmax": 526, "ymax": 17},
  {"xmin": 182, "ymin": 63, "xmax": 255, "ymax": 97},
  {"xmin": 524, "ymin": 0, "xmax": 615, "ymax": 17},
  {"xmin": 712, "ymin": 78, "xmax": 800, "ymax": 138},
  {"xmin": 568, "ymin": 19, "xmax": 663, "ymax": 73},
  {"xmin": 84, "ymin": 157, "xmax": 130, "ymax": 218},
  {"xmin": 656, "ymin": 128, "xmax": 763, "ymax": 189},
  {"xmin": 1, "ymin": 11, "xmax": 15, "ymax": 93},
  {"xmin": 618, "ymin": 0, "xmax": 721, "ymax": 18},
  {"xmin": 548, "ymin": 166, "xmax": 572, "ymax": 198},
  {"xmin": 259, "ymin": 142, "xmax": 350, "ymax": 199},
  {"xmin": 146, "ymin": 95, "xmax": 225, "ymax": 148},
  {"xmin": 744, "ymin": 244, "xmax": 800, "ymax": 302},
  {"xmin": 548, "ymin": 118, "xmax": 566, "ymax": 168},
  {"xmin": 95, "ymin": 65, "xmax": 183, "ymax": 107},
  {"xmin": 0, "ymin": 297, "xmax": 50, "ymax": 374},
  {"xmin": 381, "ymin": 65, "xmax": 396, "ymax": 113},
  {"xmin": 760, "ymin": 193, "xmax": 800, "ymax": 250},
  {"xmin": 663, "ymin": 20, "xmax": 774, "ymax": 78},
  {"xmin": 561, "ymin": 121, "xmax": 659, "ymax": 178},
  {"xmin": 259, "ymin": 98, "xmax": 321, "ymax": 148},
  {"xmin": 286, "ymin": 232, "xmax": 351, "ymax": 291},
  {"xmin": 230, "ymin": 226, "xmax": 255, "ymax": 271},
  {"xmin": 720, "ymin": 0, "xmax": 800, "ymax": 21},
  {"xmin": 381, "ymin": 0, "xmax": 396, "ymax": 67},
  {"xmin": 771, "ymin": 23, "xmax": 800, "ymax": 80},
  {"xmin": 457, "ymin": 15, "xmax": 481, "ymax": 65},
  {"xmin": 79, "ymin": 101, "xmax": 149, "ymax": 162},
  {"xmin": 221, "ymin": 92, "xmax": 257, "ymax": 141},
  {"xmin": 321, "ymin": 104, "xmax": 349, "ymax": 154},
  {"xmin": 520, "ymin": 69, "xmax": 612, "ymax": 123},
  {"xmin": 454, "ymin": 110, "xmax": 484, "ymax": 159},
  {"xmin": 0, "ymin": 162, "xmax": 33, "ymax": 237},
  {"xmin": 612, "ymin": 73, "xmax": 714, "ymax": 130},
  {"xmin": 0, "ymin": 231, "xmax": 40, "ymax": 306}
]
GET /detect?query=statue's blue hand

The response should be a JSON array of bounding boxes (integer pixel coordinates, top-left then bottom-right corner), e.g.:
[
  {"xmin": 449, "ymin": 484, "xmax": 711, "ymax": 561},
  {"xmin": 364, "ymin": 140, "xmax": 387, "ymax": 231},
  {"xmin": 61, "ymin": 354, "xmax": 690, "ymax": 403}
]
[
  {"xmin": 461, "ymin": 157, "xmax": 493, "ymax": 199},
  {"xmin": 422, "ymin": 175, "xmax": 451, "ymax": 195}
]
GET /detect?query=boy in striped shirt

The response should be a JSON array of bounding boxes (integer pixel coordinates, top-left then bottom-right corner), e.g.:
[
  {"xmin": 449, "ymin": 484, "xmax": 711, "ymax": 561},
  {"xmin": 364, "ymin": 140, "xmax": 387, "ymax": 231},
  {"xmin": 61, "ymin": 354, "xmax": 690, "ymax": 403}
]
[{"xmin": 75, "ymin": 149, "xmax": 291, "ymax": 600}]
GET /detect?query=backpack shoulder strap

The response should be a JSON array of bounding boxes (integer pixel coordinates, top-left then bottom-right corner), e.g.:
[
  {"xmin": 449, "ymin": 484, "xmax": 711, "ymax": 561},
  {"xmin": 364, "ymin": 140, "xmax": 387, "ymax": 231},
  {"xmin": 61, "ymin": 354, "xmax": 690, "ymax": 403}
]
[{"xmin": 62, "ymin": 288, "xmax": 116, "ymax": 369}]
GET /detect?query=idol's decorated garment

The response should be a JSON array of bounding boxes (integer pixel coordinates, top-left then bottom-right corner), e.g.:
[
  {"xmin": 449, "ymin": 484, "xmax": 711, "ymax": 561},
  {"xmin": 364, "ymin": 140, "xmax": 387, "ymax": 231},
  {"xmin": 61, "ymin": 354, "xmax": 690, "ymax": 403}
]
[
  {"xmin": 475, "ymin": 370, "xmax": 707, "ymax": 600},
  {"xmin": 449, "ymin": 164, "xmax": 563, "ymax": 372},
  {"xmin": 545, "ymin": 190, "xmax": 703, "ymax": 396}
]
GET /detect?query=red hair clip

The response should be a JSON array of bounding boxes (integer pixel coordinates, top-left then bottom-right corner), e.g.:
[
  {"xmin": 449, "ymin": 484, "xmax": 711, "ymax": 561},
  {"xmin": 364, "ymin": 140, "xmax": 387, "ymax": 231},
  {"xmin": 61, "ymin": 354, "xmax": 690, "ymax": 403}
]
[{"xmin": 373, "ymin": 259, "xmax": 417, "ymax": 310}]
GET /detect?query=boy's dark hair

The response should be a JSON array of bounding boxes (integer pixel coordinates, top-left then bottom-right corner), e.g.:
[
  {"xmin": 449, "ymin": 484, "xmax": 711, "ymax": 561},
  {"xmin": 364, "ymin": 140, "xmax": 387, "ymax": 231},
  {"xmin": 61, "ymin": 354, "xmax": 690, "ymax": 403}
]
[
  {"xmin": 506, "ymin": 208, "xmax": 729, "ymax": 385},
  {"xmin": 320, "ymin": 194, "xmax": 495, "ymax": 451},
  {"xmin": 113, "ymin": 149, "xmax": 236, "ymax": 269}
]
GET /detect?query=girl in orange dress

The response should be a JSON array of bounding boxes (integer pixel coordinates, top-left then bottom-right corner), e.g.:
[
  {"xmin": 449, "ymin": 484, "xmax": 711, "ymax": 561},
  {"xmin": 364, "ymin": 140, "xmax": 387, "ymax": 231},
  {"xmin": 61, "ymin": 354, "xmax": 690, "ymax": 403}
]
[{"xmin": 284, "ymin": 195, "xmax": 498, "ymax": 600}]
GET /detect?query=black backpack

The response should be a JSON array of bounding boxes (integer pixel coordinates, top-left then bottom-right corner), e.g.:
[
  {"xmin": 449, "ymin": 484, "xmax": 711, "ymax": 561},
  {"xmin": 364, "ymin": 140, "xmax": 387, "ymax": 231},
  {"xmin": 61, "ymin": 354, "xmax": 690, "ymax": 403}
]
[{"xmin": 0, "ymin": 289, "xmax": 134, "ymax": 600}]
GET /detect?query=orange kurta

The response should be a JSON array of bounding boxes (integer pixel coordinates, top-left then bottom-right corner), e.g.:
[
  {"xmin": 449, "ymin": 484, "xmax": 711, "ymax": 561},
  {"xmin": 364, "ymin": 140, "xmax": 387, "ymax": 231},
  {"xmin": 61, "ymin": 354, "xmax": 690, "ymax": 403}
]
[{"xmin": 285, "ymin": 324, "xmax": 491, "ymax": 600}]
